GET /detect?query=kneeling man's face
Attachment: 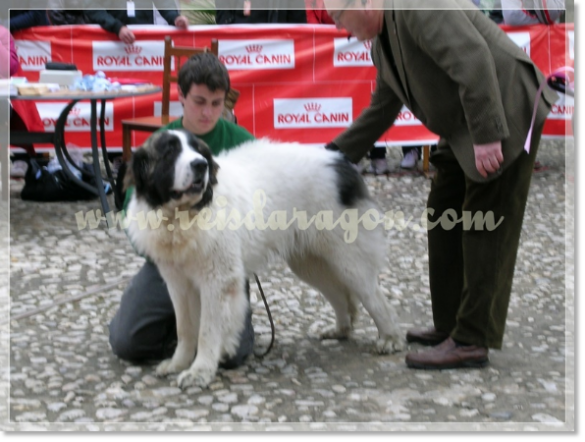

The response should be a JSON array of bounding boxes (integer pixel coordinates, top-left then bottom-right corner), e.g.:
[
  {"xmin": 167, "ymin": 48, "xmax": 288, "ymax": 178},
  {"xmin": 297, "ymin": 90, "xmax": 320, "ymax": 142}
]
[{"xmin": 179, "ymin": 83, "xmax": 226, "ymax": 136}]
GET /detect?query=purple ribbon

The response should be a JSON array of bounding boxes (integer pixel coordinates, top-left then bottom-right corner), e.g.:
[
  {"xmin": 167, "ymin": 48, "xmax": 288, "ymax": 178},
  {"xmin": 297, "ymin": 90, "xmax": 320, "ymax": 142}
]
[{"xmin": 524, "ymin": 66, "xmax": 574, "ymax": 153}]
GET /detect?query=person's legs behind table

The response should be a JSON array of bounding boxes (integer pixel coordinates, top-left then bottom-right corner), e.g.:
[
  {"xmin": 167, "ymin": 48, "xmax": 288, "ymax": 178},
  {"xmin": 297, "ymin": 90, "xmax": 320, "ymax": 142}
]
[
  {"xmin": 367, "ymin": 145, "xmax": 389, "ymax": 175},
  {"xmin": 406, "ymin": 131, "xmax": 540, "ymax": 369},
  {"xmin": 109, "ymin": 261, "xmax": 254, "ymax": 369},
  {"xmin": 400, "ymin": 145, "xmax": 422, "ymax": 169}
]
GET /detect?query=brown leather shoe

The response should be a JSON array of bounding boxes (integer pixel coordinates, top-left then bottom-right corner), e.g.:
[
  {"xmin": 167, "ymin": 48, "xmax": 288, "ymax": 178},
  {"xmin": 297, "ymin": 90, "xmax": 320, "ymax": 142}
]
[
  {"xmin": 405, "ymin": 337, "xmax": 489, "ymax": 370},
  {"xmin": 406, "ymin": 327, "xmax": 450, "ymax": 346}
]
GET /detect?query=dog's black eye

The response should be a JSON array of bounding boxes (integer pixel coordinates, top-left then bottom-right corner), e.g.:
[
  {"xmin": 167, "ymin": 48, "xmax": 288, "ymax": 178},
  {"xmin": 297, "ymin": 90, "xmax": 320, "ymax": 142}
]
[{"xmin": 170, "ymin": 190, "xmax": 183, "ymax": 200}]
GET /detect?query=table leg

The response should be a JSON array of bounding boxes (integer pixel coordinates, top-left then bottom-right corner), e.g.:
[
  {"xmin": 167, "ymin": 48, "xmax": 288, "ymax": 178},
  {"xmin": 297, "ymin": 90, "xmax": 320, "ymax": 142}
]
[
  {"xmin": 89, "ymin": 99, "xmax": 112, "ymax": 224},
  {"xmin": 97, "ymin": 99, "xmax": 121, "ymax": 209},
  {"xmin": 122, "ymin": 124, "xmax": 132, "ymax": 163},
  {"xmin": 54, "ymin": 100, "xmax": 99, "ymax": 194}
]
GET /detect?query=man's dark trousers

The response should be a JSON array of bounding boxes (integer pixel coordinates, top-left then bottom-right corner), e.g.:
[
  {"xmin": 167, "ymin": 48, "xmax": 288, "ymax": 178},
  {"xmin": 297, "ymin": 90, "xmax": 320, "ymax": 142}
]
[{"xmin": 426, "ymin": 125, "xmax": 542, "ymax": 349}]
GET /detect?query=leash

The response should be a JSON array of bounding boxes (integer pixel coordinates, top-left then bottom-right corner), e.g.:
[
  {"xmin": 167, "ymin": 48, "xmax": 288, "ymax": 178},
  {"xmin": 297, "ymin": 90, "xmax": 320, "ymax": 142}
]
[{"xmin": 253, "ymin": 273, "xmax": 275, "ymax": 358}]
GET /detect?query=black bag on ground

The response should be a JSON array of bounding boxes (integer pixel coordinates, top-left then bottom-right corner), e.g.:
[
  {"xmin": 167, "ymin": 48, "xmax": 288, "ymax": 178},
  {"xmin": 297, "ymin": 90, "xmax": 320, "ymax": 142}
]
[{"xmin": 21, "ymin": 158, "xmax": 109, "ymax": 202}]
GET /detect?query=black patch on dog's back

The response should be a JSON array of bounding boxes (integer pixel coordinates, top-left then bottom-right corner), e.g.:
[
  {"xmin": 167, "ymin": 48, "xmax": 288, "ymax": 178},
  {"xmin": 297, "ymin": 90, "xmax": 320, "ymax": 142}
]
[{"xmin": 331, "ymin": 157, "xmax": 370, "ymax": 207}]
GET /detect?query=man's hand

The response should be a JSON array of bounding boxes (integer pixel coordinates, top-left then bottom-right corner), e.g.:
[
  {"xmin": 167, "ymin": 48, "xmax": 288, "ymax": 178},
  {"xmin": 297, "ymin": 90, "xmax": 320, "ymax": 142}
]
[
  {"xmin": 474, "ymin": 141, "xmax": 504, "ymax": 178},
  {"xmin": 323, "ymin": 142, "xmax": 358, "ymax": 166},
  {"xmin": 174, "ymin": 15, "xmax": 189, "ymax": 29},
  {"xmin": 118, "ymin": 26, "xmax": 135, "ymax": 44}
]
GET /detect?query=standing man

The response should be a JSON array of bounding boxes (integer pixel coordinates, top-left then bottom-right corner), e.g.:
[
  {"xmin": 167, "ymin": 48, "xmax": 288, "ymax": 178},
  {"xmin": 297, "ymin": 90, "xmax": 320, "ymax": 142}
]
[{"xmin": 324, "ymin": 0, "xmax": 557, "ymax": 369}]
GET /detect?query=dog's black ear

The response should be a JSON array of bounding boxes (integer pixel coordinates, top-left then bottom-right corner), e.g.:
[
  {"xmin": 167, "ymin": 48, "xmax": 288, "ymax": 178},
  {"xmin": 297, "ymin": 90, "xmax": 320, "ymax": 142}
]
[
  {"xmin": 128, "ymin": 147, "xmax": 152, "ymax": 195},
  {"xmin": 208, "ymin": 158, "xmax": 220, "ymax": 186}
]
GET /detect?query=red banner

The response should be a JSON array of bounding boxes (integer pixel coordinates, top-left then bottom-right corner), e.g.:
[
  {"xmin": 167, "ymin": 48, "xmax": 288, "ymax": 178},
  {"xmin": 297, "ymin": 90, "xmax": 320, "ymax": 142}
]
[{"xmin": 12, "ymin": 23, "xmax": 574, "ymax": 151}]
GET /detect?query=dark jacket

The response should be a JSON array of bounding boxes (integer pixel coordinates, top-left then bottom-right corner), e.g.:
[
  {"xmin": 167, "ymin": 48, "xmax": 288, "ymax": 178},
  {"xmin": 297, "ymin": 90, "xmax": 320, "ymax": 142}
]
[
  {"xmin": 333, "ymin": 0, "xmax": 558, "ymax": 183},
  {"xmin": 47, "ymin": 10, "xmax": 89, "ymax": 25},
  {"xmin": 86, "ymin": 0, "xmax": 181, "ymax": 36},
  {"xmin": 9, "ymin": 10, "xmax": 49, "ymax": 32},
  {"xmin": 216, "ymin": 0, "xmax": 306, "ymax": 24}
]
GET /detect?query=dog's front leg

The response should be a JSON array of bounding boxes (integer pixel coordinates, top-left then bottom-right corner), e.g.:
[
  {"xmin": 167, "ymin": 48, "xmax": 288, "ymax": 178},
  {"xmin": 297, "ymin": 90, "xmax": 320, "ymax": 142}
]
[
  {"xmin": 177, "ymin": 276, "xmax": 243, "ymax": 389},
  {"xmin": 155, "ymin": 266, "xmax": 198, "ymax": 377}
]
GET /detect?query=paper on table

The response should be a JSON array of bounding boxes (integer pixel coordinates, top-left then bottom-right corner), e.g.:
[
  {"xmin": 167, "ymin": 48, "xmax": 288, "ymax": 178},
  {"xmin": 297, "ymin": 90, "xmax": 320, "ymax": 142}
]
[{"xmin": 15, "ymin": 83, "xmax": 61, "ymax": 96}]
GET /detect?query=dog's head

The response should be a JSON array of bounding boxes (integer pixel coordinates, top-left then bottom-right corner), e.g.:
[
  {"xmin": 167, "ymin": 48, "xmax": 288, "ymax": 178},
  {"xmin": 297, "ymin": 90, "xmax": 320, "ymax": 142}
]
[{"xmin": 125, "ymin": 129, "xmax": 219, "ymax": 210}]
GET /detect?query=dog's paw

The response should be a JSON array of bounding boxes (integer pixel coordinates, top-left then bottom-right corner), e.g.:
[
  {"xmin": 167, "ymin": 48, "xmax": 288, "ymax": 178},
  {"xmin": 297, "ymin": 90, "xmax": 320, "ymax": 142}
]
[
  {"xmin": 319, "ymin": 325, "xmax": 350, "ymax": 341},
  {"xmin": 177, "ymin": 366, "xmax": 216, "ymax": 389},
  {"xmin": 155, "ymin": 358, "xmax": 190, "ymax": 377},
  {"xmin": 376, "ymin": 334, "xmax": 405, "ymax": 354}
]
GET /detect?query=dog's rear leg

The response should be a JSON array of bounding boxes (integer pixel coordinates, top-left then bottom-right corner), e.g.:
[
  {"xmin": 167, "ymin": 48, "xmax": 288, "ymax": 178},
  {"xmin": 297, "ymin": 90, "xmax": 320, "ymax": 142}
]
[
  {"xmin": 348, "ymin": 281, "xmax": 405, "ymax": 354},
  {"xmin": 288, "ymin": 255, "xmax": 354, "ymax": 340}
]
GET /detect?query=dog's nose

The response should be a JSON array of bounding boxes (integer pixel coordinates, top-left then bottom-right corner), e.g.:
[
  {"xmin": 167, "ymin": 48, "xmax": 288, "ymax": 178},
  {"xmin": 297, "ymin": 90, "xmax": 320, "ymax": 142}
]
[{"xmin": 190, "ymin": 159, "xmax": 208, "ymax": 175}]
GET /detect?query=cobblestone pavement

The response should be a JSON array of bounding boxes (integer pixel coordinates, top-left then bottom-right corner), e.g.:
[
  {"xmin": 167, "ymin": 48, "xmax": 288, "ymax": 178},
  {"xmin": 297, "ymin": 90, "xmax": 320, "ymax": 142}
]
[{"xmin": 0, "ymin": 140, "xmax": 575, "ymax": 431}]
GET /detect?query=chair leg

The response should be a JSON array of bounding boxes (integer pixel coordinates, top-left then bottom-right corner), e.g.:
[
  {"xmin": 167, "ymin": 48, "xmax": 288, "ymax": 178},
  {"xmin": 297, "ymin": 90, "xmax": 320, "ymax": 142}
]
[
  {"xmin": 122, "ymin": 125, "xmax": 132, "ymax": 163},
  {"xmin": 423, "ymin": 145, "xmax": 431, "ymax": 177}
]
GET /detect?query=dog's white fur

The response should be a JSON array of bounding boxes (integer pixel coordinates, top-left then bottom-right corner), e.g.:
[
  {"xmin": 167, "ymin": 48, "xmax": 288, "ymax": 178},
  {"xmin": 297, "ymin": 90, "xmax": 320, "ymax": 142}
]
[
  {"xmin": 126, "ymin": 132, "xmax": 404, "ymax": 388},
  {"xmin": 171, "ymin": 130, "xmax": 210, "ymax": 193}
]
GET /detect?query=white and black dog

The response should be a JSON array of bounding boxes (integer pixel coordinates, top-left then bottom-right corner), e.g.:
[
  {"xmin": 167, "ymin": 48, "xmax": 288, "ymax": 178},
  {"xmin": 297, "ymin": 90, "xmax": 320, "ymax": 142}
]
[{"xmin": 125, "ymin": 129, "xmax": 404, "ymax": 388}]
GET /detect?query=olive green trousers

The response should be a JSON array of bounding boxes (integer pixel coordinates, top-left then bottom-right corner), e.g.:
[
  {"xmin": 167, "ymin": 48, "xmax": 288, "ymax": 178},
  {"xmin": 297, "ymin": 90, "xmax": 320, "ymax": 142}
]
[{"xmin": 426, "ymin": 129, "xmax": 542, "ymax": 349}]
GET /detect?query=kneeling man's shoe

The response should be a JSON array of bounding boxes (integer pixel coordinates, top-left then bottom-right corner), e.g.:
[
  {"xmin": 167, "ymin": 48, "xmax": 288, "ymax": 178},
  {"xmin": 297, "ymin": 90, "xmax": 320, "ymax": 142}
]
[
  {"xmin": 406, "ymin": 327, "xmax": 450, "ymax": 346},
  {"xmin": 405, "ymin": 337, "xmax": 489, "ymax": 370}
]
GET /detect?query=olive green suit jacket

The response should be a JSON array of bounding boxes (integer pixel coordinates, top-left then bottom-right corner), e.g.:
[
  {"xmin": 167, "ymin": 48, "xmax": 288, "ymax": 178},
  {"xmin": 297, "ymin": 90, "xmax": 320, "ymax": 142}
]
[{"xmin": 334, "ymin": 0, "xmax": 557, "ymax": 182}]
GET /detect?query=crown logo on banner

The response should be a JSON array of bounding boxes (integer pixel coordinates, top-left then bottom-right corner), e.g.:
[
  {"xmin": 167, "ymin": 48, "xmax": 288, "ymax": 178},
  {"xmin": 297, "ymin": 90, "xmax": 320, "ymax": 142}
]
[
  {"xmin": 124, "ymin": 45, "xmax": 142, "ymax": 54},
  {"xmin": 363, "ymin": 40, "xmax": 372, "ymax": 50},
  {"xmin": 70, "ymin": 107, "xmax": 82, "ymax": 116},
  {"xmin": 304, "ymin": 102, "xmax": 321, "ymax": 112},
  {"xmin": 245, "ymin": 44, "xmax": 263, "ymax": 53}
]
